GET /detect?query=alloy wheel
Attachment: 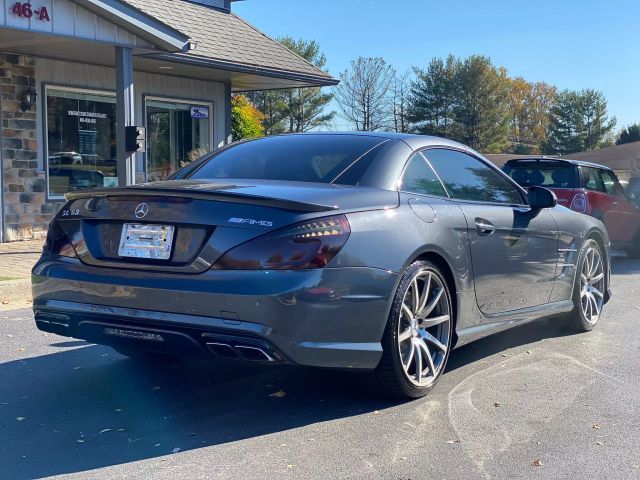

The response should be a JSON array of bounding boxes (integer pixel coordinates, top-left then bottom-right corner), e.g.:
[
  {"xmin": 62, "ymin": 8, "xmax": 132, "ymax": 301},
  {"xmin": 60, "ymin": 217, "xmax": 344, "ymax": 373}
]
[
  {"xmin": 397, "ymin": 269, "xmax": 451, "ymax": 387},
  {"xmin": 579, "ymin": 246, "xmax": 605, "ymax": 324}
]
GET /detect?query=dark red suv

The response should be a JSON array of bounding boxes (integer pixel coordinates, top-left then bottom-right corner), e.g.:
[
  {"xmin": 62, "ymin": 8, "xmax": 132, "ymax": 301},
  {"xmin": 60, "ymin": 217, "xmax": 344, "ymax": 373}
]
[{"xmin": 503, "ymin": 158, "xmax": 640, "ymax": 257}]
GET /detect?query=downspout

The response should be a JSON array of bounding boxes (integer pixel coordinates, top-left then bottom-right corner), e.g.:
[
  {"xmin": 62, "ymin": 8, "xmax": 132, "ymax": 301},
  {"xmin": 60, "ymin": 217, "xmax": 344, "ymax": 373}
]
[
  {"xmin": 224, "ymin": 81, "xmax": 232, "ymax": 145},
  {"xmin": 0, "ymin": 88, "xmax": 4, "ymax": 243}
]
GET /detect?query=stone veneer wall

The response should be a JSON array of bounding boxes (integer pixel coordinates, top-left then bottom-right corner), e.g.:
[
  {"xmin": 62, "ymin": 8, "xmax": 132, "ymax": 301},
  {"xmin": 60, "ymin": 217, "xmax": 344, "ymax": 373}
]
[{"xmin": 1, "ymin": 53, "xmax": 62, "ymax": 241}]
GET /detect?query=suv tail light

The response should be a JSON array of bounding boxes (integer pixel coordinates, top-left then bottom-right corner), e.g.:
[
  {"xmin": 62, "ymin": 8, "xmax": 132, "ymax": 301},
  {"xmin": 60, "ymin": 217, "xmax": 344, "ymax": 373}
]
[
  {"xmin": 213, "ymin": 215, "xmax": 350, "ymax": 270},
  {"xmin": 570, "ymin": 193, "xmax": 588, "ymax": 213},
  {"xmin": 44, "ymin": 221, "xmax": 77, "ymax": 258}
]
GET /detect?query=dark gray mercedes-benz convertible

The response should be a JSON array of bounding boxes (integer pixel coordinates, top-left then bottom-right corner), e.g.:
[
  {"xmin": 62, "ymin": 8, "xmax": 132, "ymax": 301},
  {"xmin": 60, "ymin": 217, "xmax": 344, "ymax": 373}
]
[{"xmin": 32, "ymin": 133, "xmax": 611, "ymax": 398}]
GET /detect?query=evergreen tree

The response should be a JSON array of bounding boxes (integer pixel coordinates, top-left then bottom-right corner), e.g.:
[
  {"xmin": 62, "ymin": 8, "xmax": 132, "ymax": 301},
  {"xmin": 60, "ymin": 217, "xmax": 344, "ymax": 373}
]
[
  {"xmin": 581, "ymin": 89, "xmax": 616, "ymax": 150},
  {"xmin": 408, "ymin": 55, "xmax": 510, "ymax": 152},
  {"xmin": 546, "ymin": 90, "xmax": 584, "ymax": 154},
  {"xmin": 408, "ymin": 55, "xmax": 459, "ymax": 138},
  {"xmin": 279, "ymin": 37, "xmax": 335, "ymax": 132},
  {"xmin": 546, "ymin": 89, "xmax": 616, "ymax": 154},
  {"xmin": 453, "ymin": 55, "xmax": 511, "ymax": 152},
  {"xmin": 616, "ymin": 123, "xmax": 640, "ymax": 145},
  {"xmin": 248, "ymin": 38, "xmax": 334, "ymax": 133}
]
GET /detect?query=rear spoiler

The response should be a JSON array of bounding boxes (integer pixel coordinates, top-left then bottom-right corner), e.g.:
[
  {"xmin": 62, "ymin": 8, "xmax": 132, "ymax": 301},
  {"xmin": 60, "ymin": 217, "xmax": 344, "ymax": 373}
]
[
  {"xmin": 65, "ymin": 187, "xmax": 338, "ymax": 213},
  {"xmin": 505, "ymin": 157, "xmax": 572, "ymax": 165}
]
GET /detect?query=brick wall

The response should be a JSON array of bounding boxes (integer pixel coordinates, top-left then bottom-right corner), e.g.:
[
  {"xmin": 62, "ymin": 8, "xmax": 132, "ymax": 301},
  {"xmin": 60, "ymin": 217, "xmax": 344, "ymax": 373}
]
[{"xmin": 1, "ymin": 53, "xmax": 61, "ymax": 242}]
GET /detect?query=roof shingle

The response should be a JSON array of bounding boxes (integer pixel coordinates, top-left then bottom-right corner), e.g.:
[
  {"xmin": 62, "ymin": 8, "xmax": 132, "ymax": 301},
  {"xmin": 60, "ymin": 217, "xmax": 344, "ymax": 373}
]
[{"xmin": 123, "ymin": 0, "xmax": 335, "ymax": 83}]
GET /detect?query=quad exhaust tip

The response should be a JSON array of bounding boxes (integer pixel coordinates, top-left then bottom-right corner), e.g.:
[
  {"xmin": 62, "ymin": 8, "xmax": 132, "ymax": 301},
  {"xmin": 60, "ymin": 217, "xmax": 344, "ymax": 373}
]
[{"xmin": 206, "ymin": 342, "xmax": 274, "ymax": 362}]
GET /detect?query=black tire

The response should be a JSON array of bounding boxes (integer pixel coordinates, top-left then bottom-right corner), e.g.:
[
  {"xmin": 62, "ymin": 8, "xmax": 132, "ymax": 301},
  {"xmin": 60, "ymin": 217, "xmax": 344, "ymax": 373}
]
[
  {"xmin": 564, "ymin": 238, "xmax": 606, "ymax": 332},
  {"xmin": 371, "ymin": 260, "xmax": 453, "ymax": 399}
]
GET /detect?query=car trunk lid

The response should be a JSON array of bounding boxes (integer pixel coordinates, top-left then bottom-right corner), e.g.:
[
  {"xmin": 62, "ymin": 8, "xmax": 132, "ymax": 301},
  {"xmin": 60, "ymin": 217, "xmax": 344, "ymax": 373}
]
[{"xmin": 55, "ymin": 180, "xmax": 399, "ymax": 272}]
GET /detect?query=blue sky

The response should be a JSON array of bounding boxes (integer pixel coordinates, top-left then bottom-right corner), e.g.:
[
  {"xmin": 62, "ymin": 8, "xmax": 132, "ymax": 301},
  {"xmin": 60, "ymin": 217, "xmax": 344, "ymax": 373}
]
[{"xmin": 235, "ymin": 0, "xmax": 640, "ymax": 130}]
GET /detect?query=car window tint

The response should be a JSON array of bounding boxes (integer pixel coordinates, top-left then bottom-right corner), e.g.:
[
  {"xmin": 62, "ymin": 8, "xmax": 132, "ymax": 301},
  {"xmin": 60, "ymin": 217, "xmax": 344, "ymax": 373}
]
[
  {"xmin": 503, "ymin": 163, "xmax": 577, "ymax": 188},
  {"xmin": 424, "ymin": 149, "xmax": 523, "ymax": 204},
  {"xmin": 189, "ymin": 135, "xmax": 386, "ymax": 184},
  {"xmin": 581, "ymin": 167, "xmax": 606, "ymax": 192},
  {"xmin": 400, "ymin": 153, "xmax": 447, "ymax": 197},
  {"xmin": 599, "ymin": 169, "xmax": 624, "ymax": 196}
]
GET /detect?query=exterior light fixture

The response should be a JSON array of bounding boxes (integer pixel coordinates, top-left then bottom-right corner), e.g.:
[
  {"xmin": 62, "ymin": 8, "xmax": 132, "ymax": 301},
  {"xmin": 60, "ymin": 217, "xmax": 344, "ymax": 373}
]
[{"xmin": 20, "ymin": 87, "xmax": 37, "ymax": 111}]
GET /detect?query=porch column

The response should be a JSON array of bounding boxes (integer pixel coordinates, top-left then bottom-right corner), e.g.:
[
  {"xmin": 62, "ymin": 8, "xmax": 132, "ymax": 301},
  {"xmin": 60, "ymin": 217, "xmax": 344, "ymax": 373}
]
[
  {"xmin": 224, "ymin": 81, "xmax": 232, "ymax": 145},
  {"xmin": 115, "ymin": 46, "xmax": 135, "ymax": 186}
]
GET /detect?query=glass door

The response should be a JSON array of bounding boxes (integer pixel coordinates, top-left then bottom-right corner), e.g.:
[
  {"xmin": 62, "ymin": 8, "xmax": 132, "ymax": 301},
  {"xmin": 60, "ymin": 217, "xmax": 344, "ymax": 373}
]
[{"xmin": 145, "ymin": 99, "xmax": 211, "ymax": 182}]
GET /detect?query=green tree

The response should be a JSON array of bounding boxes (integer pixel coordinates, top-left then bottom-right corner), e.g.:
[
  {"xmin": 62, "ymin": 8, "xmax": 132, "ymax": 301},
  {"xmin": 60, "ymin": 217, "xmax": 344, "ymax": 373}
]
[
  {"xmin": 582, "ymin": 89, "xmax": 616, "ymax": 150},
  {"xmin": 546, "ymin": 89, "xmax": 616, "ymax": 154},
  {"xmin": 546, "ymin": 90, "xmax": 584, "ymax": 154},
  {"xmin": 248, "ymin": 38, "xmax": 334, "ymax": 133},
  {"xmin": 616, "ymin": 123, "xmax": 640, "ymax": 145},
  {"xmin": 409, "ymin": 55, "xmax": 459, "ymax": 138},
  {"xmin": 278, "ymin": 37, "xmax": 335, "ymax": 132},
  {"xmin": 249, "ymin": 90, "xmax": 288, "ymax": 135},
  {"xmin": 408, "ymin": 55, "xmax": 511, "ymax": 152},
  {"xmin": 453, "ymin": 55, "xmax": 511, "ymax": 152},
  {"xmin": 231, "ymin": 95, "xmax": 265, "ymax": 141}
]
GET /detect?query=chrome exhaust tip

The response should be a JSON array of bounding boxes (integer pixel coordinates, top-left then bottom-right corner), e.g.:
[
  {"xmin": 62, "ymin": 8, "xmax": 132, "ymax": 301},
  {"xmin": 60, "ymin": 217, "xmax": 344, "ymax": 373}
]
[{"xmin": 235, "ymin": 345, "xmax": 274, "ymax": 362}]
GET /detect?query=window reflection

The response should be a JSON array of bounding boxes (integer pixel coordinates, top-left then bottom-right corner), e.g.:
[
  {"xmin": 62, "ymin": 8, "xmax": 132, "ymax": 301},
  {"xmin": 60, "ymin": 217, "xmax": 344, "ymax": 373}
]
[{"xmin": 46, "ymin": 88, "xmax": 117, "ymax": 197}]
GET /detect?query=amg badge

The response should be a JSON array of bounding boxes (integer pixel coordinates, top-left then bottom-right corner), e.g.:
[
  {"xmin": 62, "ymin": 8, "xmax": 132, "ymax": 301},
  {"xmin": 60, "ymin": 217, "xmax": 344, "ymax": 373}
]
[{"xmin": 228, "ymin": 217, "xmax": 274, "ymax": 227}]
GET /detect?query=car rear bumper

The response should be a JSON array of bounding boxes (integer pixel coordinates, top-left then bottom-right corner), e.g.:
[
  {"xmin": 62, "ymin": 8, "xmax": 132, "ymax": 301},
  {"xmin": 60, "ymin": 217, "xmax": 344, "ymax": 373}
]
[{"xmin": 32, "ymin": 255, "xmax": 398, "ymax": 370}]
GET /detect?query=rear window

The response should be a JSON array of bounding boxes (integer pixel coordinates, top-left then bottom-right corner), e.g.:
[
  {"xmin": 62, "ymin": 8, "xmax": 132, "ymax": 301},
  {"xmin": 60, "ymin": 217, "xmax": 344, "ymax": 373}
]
[
  {"xmin": 188, "ymin": 135, "xmax": 386, "ymax": 184},
  {"xmin": 503, "ymin": 163, "xmax": 577, "ymax": 188}
]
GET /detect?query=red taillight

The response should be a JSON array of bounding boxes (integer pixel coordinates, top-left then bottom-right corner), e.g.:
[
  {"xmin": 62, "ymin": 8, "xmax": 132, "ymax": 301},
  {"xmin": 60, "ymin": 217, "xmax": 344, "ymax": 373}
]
[
  {"xmin": 570, "ymin": 193, "xmax": 588, "ymax": 213},
  {"xmin": 44, "ymin": 221, "xmax": 77, "ymax": 258},
  {"xmin": 213, "ymin": 215, "xmax": 351, "ymax": 270}
]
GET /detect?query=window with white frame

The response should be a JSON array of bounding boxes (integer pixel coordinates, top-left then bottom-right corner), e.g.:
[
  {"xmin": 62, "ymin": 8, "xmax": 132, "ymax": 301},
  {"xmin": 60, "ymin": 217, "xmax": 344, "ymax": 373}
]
[
  {"xmin": 145, "ymin": 98, "xmax": 212, "ymax": 182},
  {"xmin": 45, "ymin": 87, "xmax": 117, "ymax": 197}
]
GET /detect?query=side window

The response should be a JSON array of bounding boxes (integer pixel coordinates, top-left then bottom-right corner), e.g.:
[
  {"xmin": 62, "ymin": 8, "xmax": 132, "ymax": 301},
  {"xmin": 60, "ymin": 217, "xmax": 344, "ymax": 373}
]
[
  {"xmin": 581, "ymin": 167, "xmax": 606, "ymax": 192},
  {"xmin": 400, "ymin": 153, "xmax": 448, "ymax": 197},
  {"xmin": 599, "ymin": 169, "xmax": 625, "ymax": 196},
  {"xmin": 424, "ymin": 149, "xmax": 524, "ymax": 204}
]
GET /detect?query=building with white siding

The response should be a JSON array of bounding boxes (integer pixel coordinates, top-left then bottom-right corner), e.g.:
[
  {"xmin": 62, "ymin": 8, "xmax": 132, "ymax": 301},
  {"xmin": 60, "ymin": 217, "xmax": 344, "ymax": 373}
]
[{"xmin": 0, "ymin": 0, "xmax": 337, "ymax": 242}]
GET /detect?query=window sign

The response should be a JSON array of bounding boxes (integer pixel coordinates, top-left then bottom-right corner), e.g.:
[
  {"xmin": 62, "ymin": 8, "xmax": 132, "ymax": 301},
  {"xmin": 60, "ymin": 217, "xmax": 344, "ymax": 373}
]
[
  {"xmin": 46, "ymin": 88, "xmax": 117, "ymax": 197},
  {"xmin": 190, "ymin": 106, "xmax": 209, "ymax": 119}
]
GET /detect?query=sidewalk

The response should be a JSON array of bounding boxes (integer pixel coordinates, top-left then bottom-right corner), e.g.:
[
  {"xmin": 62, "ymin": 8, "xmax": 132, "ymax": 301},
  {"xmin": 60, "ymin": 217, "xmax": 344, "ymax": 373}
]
[{"xmin": 0, "ymin": 240, "xmax": 43, "ymax": 308}]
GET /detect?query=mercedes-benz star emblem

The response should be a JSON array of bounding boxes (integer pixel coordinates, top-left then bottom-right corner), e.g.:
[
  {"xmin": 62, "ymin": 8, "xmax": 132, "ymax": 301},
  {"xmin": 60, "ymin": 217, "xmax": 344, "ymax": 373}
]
[{"xmin": 135, "ymin": 203, "xmax": 149, "ymax": 219}]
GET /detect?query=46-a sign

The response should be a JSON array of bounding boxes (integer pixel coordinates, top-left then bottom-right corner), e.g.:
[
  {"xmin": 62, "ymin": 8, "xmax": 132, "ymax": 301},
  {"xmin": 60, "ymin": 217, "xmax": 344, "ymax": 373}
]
[{"xmin": 10, "ymin": 2, "xmax": 50, "ymax": 21}]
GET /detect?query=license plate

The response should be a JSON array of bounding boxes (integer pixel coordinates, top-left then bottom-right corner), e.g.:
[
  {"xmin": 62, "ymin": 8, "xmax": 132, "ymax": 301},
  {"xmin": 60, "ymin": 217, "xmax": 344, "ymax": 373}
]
[{"xmin": 118, "ymin": 223, "xmax": 175, "ymax": 260}]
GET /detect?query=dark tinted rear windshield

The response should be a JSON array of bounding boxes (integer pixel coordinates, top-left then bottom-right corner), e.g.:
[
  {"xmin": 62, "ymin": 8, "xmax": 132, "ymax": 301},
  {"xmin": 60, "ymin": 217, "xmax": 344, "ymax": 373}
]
[
  {"xmin": 188, "ymin": 135, "xmax": 386, "ymax": 184},
  {"xmin": 503, "ymin": 162, "xmax": 577, "ymax": 188}
]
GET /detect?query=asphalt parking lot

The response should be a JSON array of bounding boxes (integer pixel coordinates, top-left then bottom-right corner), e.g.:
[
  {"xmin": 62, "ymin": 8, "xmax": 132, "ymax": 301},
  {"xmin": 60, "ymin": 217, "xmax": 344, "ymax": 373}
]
[{"xmin": 1, "ymin": 258, "xmax": 639, "ymax": 480}]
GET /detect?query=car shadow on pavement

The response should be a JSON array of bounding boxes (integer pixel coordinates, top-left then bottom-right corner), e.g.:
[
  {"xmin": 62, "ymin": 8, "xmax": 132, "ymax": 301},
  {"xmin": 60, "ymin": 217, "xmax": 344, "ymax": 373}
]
[
  {"xmin": 447, "ymin": 316, "xmax": 574, "ymax": 373},
  {"xmin": 0, "ymin": 344, "xmax": 401, "ymax": 479},
  {"xmin": 611, "ymin": 257, "xmax": 640, "ymax": 276}
]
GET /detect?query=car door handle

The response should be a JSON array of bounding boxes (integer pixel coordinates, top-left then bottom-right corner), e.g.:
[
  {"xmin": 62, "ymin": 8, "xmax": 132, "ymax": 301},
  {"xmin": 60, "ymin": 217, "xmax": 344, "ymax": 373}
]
[
  {"xmin": 475, "ymin": 218, "xmax": 495, "ymax": 236},
  {"xmin": 612, "ymin": 201, "xmax": 619, "ymax": 205}
]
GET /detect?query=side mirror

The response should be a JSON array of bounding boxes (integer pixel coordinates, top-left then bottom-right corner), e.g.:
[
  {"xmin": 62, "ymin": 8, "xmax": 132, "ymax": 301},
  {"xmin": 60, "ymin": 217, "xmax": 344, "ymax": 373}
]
[{"xmin": 528, "ymin": 186, "xmax": 557, "ymax": 209}]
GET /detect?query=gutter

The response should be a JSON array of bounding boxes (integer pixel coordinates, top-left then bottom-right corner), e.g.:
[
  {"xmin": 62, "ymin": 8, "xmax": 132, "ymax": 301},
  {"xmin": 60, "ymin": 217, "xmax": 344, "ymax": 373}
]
[{"xmin": 148, "ymin": 53, "xmax": 340, "ymax": 90}]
